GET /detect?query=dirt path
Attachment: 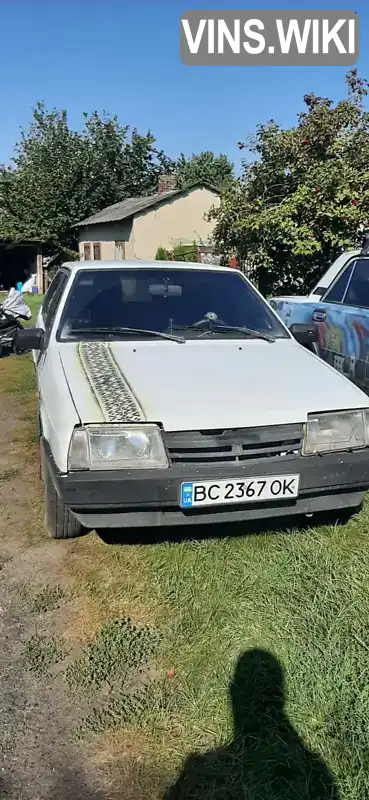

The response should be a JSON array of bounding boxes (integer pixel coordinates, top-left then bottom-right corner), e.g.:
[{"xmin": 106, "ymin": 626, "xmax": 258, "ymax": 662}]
[
  {"xmin": 0, "ymin": 356, "xmax": 177, "ymax": 800},
  {"xmin": 0, "ymin": 395, "xmax": 107, "ymax": 799}
]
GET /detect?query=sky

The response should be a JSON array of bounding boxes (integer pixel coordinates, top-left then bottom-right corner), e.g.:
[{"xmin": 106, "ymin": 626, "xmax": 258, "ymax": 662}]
[{"xmin": 0, "ymin": 0, "xmax": 367, "ymax": 172}]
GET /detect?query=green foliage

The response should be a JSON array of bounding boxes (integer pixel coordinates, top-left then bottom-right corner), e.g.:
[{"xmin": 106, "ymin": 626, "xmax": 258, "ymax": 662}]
[
  {"xmin": 156, "ymin": 246, "xmax": 170, "ymax": 261},
  {"xmin": 176, "ymin": 151, "xmax": 234, "ymax": 189},
  {"xmin": 66, "ymin": 617, "xmax": 159, "ymax": 694},
  {"xmin": 24, "ymin": 633, "xmax": 66, "ymax": 676},
  {"xmin": 0, "ymin": 104, "xmax": 234, "ymax": 253},
  {"xmin": 173, "ymin": 241, "xmax": 198, "ymax": 261},
  {"xmin": 211, "ymin": 69, "xmax": 369, "ymax": 296},
  {"xmin": 28, "ymin": 584, "xmax": 68, "ymax": 614},
  {"xmin": 65, "ymin": 617, "xmax": 160, "ymax": 734},
  {"xmin": 156, "ymin": 242, "xmax": 198, "ymax": 262},
  {"xmin": 0, "ymin": 102, "xmax": 175, "ymax": 250}
]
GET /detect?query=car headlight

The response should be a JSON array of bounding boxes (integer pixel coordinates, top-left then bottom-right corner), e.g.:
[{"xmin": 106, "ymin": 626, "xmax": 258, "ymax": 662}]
[
  {"xmin": 302, "ymin": 409, "xmax": 369, "ymax": 456},
  {"xmin": 68, "ymin": 424, "xmax": 169, "ymax": 470}
]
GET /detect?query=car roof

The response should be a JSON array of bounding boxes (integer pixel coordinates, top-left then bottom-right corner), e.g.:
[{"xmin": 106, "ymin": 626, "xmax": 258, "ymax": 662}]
[{"xmin": 62, "ymin": 259, "xmax": 237, "ymax": 274}]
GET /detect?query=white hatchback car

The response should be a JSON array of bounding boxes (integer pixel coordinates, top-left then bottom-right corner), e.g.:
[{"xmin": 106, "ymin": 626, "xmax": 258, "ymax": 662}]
[{"xmin": 14, "ymin": 260, "xmax": 369, "ymax": 539}]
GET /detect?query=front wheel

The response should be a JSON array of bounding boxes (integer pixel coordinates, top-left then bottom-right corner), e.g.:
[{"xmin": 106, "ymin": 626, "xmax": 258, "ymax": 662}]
[{"xmin": 44, "ymin": 462, "xmax": 86, "ymax": 540}]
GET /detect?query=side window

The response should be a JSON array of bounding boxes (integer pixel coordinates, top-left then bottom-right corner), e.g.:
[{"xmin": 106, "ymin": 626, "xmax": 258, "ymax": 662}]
[
  {"xmin": 323, "ymin": 261, "xmax": 356, "ymax": 304},
  {"xmin": 342, "ymin": 258, "xmax": 369, "ymax": 309},
  {"xmin": 42, "ymin": 271, "xmax": 69, "ymax": 331},
  {"xmin": 41, "ymin": 272, "xmax": 63, "ymax": 319}
]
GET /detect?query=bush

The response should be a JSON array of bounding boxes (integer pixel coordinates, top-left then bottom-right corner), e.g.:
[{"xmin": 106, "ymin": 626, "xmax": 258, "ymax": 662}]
[
  {"xmin": 155, "ymin": 246, "xmax": 169, "ymax": 260},
  {"xmin": 172, "ymin": 241, "xmax": 198, "ymax": 262}
]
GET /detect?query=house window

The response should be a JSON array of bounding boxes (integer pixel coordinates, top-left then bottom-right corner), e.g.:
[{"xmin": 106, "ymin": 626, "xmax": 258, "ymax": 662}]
[
  {"xmin": 93, "ymin": 243, "xmax": 101, "ymax": 260},
  {"xmin": 115, "ymin": 241, "xmax": 126, "ymax": 260},
  {"xmin": 83, "ymin": 243, "xmax": 91, "ymax": 260}
]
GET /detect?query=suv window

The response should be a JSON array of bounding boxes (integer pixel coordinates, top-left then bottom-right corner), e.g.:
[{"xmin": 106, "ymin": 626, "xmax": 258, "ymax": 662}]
[
  {"xmin": 42, "ymin": 270, "xmax": 69, "ymax": 330},
  {"xmin": 323, "ymin": 260, "xmax": 356, "ymax": 304}
]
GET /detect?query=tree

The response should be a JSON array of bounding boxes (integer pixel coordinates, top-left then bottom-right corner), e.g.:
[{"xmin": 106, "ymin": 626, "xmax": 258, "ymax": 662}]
[
  {"xmin": 176, "ymin": 151, "xmax": 234, "ymax": 189},
  {"xmin": 210, "ymin": 69, "xmax": 369, "ymax": 296},
  {"xmin": 0, "ymin": 102, "xmax": 175, "ymax": 250}
]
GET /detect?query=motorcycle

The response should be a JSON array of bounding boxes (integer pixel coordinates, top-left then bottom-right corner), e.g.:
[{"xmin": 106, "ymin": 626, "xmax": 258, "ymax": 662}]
[{"xmin": 0, "ymin": 288, "xmax": 32, "ymax": 358}]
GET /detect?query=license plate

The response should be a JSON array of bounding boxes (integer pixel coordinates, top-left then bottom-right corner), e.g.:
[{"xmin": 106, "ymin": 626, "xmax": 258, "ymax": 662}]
[{"xmin": 180, "ymin": 474, "xmax": 300, "ymax": 509}]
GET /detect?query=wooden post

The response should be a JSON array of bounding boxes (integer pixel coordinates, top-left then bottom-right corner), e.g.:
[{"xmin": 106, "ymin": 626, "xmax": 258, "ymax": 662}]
[{"xmin": 36, "ymin": 246, "xmax": 43, "ymax": 294}]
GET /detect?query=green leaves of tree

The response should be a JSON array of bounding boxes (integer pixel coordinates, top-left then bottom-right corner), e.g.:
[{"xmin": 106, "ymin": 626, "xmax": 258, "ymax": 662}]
[
  {"xmin": 0, "ymin": 104, "xmax": 235, "ymax": 253},
  {"xmin": 0, "ymin": 103, "xmax": 175, "ymax": 250},
  {"xmin": 211, "ymin": 69, "xmax": 369, "ymax": 296}
]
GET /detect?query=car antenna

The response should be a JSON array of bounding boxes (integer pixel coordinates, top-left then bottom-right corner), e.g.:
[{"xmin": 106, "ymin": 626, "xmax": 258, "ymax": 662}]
[{"xmin": 361, "ymin": 232, "xmax": 369, "ymax": 255}]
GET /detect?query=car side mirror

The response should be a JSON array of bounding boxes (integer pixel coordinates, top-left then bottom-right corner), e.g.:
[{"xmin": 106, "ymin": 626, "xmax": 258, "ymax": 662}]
[
  {"xmin": 13, "ymin": 327, "xmax": 45, "ymax": 353},
  {"xmin": 289, "ymin": 323, "xmax": 318, "ymax": 347}
]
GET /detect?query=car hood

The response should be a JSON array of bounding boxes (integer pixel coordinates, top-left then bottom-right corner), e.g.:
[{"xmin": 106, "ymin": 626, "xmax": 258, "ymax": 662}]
[{"xmin": 59, "ymin": 338, "xmax": 369, "ymax": 431}]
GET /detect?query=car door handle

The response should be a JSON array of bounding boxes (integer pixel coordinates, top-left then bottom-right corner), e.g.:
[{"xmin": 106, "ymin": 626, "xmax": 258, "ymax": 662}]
[{"xmin": 312, "ymin": 310, "xmax": 326, "ymax": 322}]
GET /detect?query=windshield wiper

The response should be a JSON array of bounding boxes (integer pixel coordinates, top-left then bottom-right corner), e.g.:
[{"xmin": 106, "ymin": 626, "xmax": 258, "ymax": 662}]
[
  {"xmin": 171, "ymin": 323, "xmax": 275, "ymax": 343},
  {"xmin": 211, "ymin": 324, "xmax": 275, "ymax": 343},
  {"xmin": 67, "ymin": 326, "xmax": 185, "ymax": 343}
]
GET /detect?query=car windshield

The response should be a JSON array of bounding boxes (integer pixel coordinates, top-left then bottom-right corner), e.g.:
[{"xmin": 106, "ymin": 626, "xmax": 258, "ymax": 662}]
[{"xmin": 57, "ymin": 268, "xmax": 289, "ymax": 341}]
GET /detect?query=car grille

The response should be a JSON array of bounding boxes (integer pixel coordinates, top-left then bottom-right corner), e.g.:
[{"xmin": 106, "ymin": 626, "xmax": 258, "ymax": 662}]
[{"xmin": 163, "ymin": 424, "xmax": 303, "ymax": 466}]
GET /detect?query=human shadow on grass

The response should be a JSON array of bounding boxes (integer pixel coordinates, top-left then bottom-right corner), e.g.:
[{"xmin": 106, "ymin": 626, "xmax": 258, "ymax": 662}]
[{"xmin": 164, "ymin": 649, "xmax": 340, "ymax": 800}]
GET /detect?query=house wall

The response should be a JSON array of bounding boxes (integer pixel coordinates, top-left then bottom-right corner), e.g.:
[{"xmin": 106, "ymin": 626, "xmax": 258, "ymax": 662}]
[
  {"xmin": 78, "ymin": 220, "xmax": 132, "ymax": 261},
  {"xmin": 130, "ymin": 187, "xmax": 220, "ymax": 259},
  {"xmin": 78, "ymin": 187, "xmax": 220, "ymax": 261}
]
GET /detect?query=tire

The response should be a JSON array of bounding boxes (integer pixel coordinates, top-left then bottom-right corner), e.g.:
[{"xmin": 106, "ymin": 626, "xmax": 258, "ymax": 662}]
[{"xmin": 44, "ymin": 461, "xmax": 86, "ymax": 540}]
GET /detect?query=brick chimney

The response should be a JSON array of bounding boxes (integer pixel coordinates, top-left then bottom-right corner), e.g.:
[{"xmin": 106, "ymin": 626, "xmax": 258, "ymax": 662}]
[{"xmin": 157, "ymin": 174, "xmax": 178, "ymax": 194}]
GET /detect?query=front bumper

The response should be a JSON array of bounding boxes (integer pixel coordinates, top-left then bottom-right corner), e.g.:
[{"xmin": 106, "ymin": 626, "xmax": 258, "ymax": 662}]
[{"xmin": 43, "ymin": 439, "xmax": 369, "ymax": 529}]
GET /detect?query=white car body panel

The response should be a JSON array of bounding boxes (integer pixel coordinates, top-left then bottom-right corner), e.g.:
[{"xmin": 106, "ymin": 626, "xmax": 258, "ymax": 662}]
[
  {"xmin": 272, "ymin": 251, "xmax": 361, "ymax": 306},
  {"xmin": 37, "ymin": 344, "xmax": 80, "ymax": 471}
]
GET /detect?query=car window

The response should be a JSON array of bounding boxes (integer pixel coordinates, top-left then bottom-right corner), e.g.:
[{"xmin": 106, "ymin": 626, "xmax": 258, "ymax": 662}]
[
  {"xmin": 57, "ymin": 268, "xmax": 290, "ymax": 340},
  {"xmin": 342, "ymin": 258, "xmax": 369, "ymax": 309},
  {"xmin": 323, "ymin": 260, "xmax": 356, "ymax": 304},
  {"xmin": 42, "ymin": 271, "xmax": 64, "ymax": 320},
  {"xmin": 42, "ymin": 271, "xmax": 69, "ymax": 330}
]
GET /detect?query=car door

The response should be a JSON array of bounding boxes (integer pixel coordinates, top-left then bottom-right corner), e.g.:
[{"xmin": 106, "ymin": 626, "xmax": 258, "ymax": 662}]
[
  {"xmin": 312, "ymin": 256, "xmax": 369, "ymax": 389},
  {"xmin": 35, "ymin": 269, "xmax": 70, "ymax": 415}
]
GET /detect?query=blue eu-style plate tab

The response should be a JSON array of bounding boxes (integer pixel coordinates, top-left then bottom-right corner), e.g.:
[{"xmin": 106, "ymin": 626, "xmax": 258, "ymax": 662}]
[{"xmin": 180, "ymin": 482, "xmax": 193, "ymax": 508}]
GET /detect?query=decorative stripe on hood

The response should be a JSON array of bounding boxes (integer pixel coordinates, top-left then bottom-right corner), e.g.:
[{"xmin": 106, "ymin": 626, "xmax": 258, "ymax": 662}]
[{"xmin": 78, "ymin": 341, "xmax": 145, "ymax": 423}]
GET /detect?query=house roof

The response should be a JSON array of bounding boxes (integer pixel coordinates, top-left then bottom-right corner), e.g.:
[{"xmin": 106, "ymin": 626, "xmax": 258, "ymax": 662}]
[{"xmin": 74, "ymin": 180, "xmax": 220, "ymax": 228}]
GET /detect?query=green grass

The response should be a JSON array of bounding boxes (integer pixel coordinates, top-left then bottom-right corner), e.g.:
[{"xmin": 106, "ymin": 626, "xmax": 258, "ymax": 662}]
[
  {"xmin": 24, "ymin": 633, "xmax": 66, "ymax": 676},
  {"xmin": 148, "ymin": 524, "xmax": 369, "ymax": 798},
  {"xmin": 2, "ymin": 338, "xmax": 369, "ymax": 797},
  {"xmin": 23, "ymin": 293, "xmax": 43, "ymax": 327},
  {"xmin": 28, "ymin": 584, "xmax": 68, "ymax": 614},
  {"xmin": 65, "ymin": 617, "xmax": 161, "ymax": 735}
]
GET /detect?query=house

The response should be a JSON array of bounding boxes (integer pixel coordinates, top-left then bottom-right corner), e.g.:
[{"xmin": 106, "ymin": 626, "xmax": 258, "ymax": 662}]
[{"xmin": 74, "ymin": 176, "xmax": 220, "ymax": 262}]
